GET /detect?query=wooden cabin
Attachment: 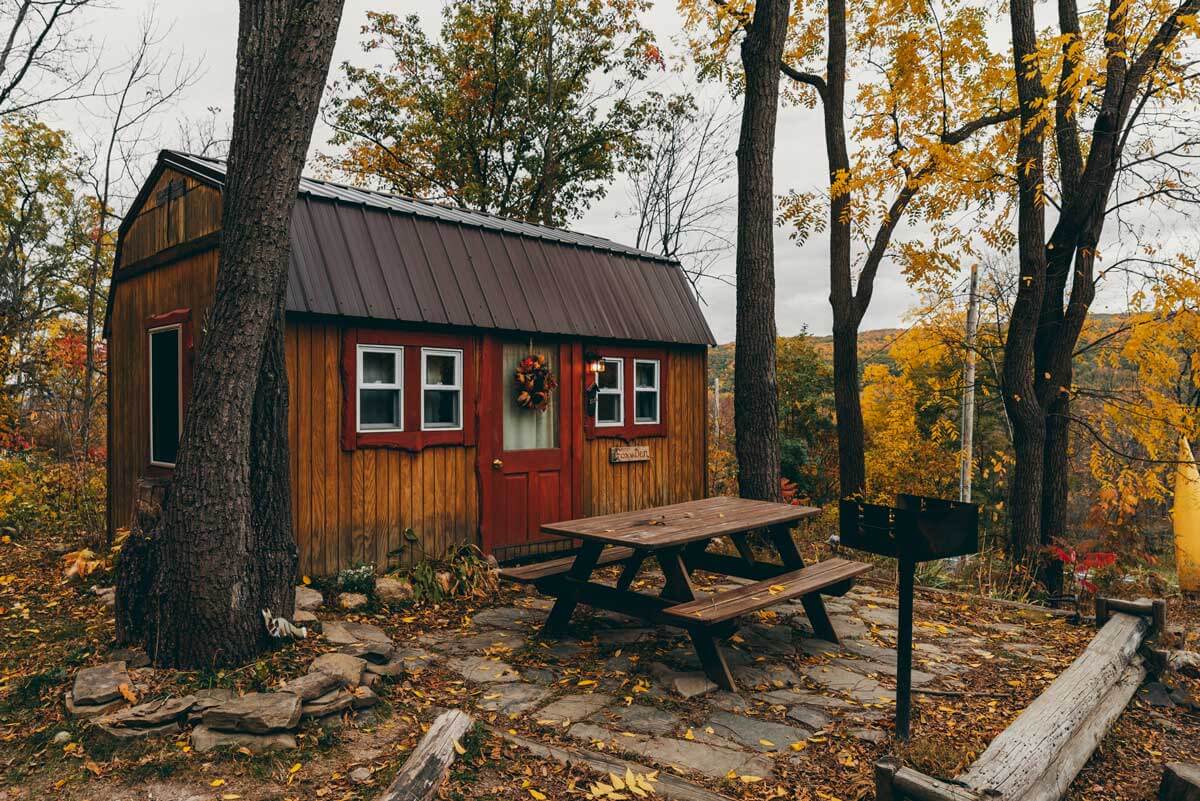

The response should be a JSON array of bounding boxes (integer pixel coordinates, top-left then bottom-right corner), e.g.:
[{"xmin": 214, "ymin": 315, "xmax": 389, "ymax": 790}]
[{"xmin": 105, "ymin": 150, "xmax": 714, "ymax": 573}]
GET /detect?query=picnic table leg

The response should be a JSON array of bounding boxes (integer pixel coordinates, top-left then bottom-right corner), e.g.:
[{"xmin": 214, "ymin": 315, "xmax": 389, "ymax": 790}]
[
  {"xmin": 542, "ymin": 541, "xmax": 604, "ymax": 637},
  {"xmin": 658, "ymin": 549, "xmax": 737, "ymax": 692},
  {"xmin": 769, "ymin": 523, "xmax": 840, "ymax": 644},
  {"xmin": 729, "ymin": 533, "xmax": 757, "ymax": 565},
  {"xmin": 614, "ymin": 550, "xmax": 648, "ymax": 592}
]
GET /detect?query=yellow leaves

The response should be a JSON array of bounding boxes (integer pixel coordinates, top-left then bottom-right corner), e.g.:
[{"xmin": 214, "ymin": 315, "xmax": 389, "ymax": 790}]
[
  {"xmin": 453, "ymin": 739, "xmax": 467, "ymax": 755},
  {"xmin": 61, "ymin": 549, "xmax": 101, "ymax": 581},
  {"xmin": 528, "ymin": 789, "xmax": 547, "ymax": 800},
  {"xmin": 211, "ymin": 778, "xmax": 227, "ymax": 787},
  {"xmin": 301, "ymin": 575, "xmax": 311, "ymax": 585},
  {"xmin": 585, "ymin": 770, "xmax": 658, "ymax": 801}
]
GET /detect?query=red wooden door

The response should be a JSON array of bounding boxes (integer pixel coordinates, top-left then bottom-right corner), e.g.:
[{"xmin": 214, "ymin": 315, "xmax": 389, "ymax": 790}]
[{"xmin": 479, "ymin": 337, "xmax": 581, "ymax": 558}]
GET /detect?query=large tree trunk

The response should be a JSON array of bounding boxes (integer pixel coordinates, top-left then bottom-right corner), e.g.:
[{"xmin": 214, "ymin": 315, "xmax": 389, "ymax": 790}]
[
  {"xmin": 1002, "ymin": 0, "xmax": 1049, "ymax": 565},
  {"xmin": 733, "ymin": 0, "xmax": 791, "ymax": 503},
  {"xmin": 142, "ymin": 0, "xmax": 343, "ymax": 668},
  {"xmin": 251, "ymin": 302, "xmax": 297, "ymax": 617},
  {"xmin": 821, "ymin": 0, "xmax": 863, "ymax": 499}
]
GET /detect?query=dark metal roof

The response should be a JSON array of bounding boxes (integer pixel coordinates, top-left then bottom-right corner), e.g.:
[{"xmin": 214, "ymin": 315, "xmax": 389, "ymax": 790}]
[{"xmin": 156, "ymin": 150, "xmax": 714, "ymax": 346}]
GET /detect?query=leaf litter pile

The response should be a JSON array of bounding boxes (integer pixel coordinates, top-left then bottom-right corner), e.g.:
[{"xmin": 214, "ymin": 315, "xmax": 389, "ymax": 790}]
[{"xmin": 1, "ymin": 522, "xmax": 1197, "ymax": 801}]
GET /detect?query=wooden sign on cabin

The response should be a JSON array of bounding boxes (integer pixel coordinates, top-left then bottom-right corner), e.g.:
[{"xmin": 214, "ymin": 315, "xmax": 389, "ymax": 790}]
[{"xmin": 609, "ymin": 445, "xmax": 650, "ymax": 463}]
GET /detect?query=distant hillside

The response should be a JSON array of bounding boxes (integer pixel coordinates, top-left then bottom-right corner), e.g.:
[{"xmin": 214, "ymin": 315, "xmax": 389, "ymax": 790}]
[{"xmin": 708, "ymin": 313, "xmax": 1129, "ymax": 381}]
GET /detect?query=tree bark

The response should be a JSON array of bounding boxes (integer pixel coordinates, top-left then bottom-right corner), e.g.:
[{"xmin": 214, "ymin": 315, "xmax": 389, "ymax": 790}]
[
  {"xmin": 141, "ymin": 0, "xmax": 343, "ymax": 668},
  {"xmin": 1002, "ymin": 0, "xmax": 1049, "ymax": 565},
  {"xmin": 1002, "ymin": 0, "xmax": 1199, "ymax": 575},
  {"xmin": 733, "ymin": 0, "xmax": 791, "ymax": 503},
  {"xmin": 821, "ymin": 0, "xmax": 864, "ymax": 499}
]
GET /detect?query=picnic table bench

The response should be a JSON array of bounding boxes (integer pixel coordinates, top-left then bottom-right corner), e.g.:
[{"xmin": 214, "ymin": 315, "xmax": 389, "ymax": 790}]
[{"xmin": 499, "ymin": 497, "xmax": 872, "ymax": 691}]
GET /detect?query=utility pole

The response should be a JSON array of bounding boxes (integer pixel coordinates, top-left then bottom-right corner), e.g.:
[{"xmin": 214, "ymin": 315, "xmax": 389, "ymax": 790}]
[{"xmin": 959, "ymin": 263, "xmax": 980, "ymax": 503}]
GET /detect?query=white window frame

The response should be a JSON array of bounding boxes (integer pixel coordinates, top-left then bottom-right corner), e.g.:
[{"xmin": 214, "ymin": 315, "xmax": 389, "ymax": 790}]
[
  {"xmin": 421, "ymin": 347, "xmax": 464, "ymax": 431},
  {"xmin": 595, "ymin": 356, "xmax": 624, "ymax": 427},
  {"xmin": 148, "ymin": 323, "xmax": 184, "ymax": 468},
  {"xmin": 633, "ymin": 358, "xmax": 660, "ymax": 425},
  {"xmin": 356, "ymin": 344, "xmax": 404, "ymax": 433}
]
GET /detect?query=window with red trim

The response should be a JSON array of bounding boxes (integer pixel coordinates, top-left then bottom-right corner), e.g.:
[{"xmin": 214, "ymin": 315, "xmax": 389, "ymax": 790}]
[
  {"xmin": 145, "ymin": 309, "xmax": 194, "ymax": 469},
  {"xmin": 341, "ymin": 329, "xmax": 476, "ymax": 451},
  {"xmin": 584, "ymin": 347, "xmax": 667, "ymax": 440}
]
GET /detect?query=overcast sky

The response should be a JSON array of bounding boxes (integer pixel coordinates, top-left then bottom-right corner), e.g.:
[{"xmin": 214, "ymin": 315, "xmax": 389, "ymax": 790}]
[{"xmin": 46, "ymin": 1, "xmax": 1145, "ymax": 342}]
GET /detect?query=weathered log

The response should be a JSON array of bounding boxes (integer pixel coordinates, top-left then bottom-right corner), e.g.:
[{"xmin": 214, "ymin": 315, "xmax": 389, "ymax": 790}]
[
  {"xmin": 376, "ymin": 710, "xmax": 473, "ymax": 801},
  {"xmin": 878, "ymin": 600, "xmax": 1160, "ymax": 801}
]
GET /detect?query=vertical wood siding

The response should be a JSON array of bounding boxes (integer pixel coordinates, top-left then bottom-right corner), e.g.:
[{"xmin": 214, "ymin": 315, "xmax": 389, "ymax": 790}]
[
  {"xmin": 107, "ymin": 250, "xmax": 220, "ymax": 533},
  {"xmin": 285, "ymin": 320, "xmax": 479, "ymax": 576},
  {"xmin": 580, "ymin": 349, "xmax": 708, "ymax": 517},
  {"xmin": 120, "ymin": 170, "xmax": 222, "ymax": 266}
]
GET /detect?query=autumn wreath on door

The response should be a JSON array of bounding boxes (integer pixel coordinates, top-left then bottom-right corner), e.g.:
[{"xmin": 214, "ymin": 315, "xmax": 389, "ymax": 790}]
[{"xmin": 514, "ymin": 353, "xmax": 558, "ymax": 413}]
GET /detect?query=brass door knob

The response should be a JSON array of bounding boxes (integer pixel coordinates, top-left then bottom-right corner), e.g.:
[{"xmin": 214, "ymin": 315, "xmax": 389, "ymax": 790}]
[{"xmin": 492, "ymin": 458, "xmax": 503, "ymax": 469}]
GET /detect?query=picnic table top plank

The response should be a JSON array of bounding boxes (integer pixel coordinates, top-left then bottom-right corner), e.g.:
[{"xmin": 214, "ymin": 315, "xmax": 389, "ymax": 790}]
[{"xmin": 540, "ymin": 497, "xmax": 821, "ymax": 550}]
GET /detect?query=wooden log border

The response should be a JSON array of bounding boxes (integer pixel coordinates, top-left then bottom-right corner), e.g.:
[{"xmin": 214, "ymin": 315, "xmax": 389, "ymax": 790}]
[{"xmin": 875, "ymin": 597, "xmax": 1165, "ymax": 801}]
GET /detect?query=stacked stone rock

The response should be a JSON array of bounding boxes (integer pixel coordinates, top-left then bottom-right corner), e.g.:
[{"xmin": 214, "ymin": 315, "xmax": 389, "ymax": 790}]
[{"xmin": 68, "ymin": 587, "xmax": 411, "ymax": 753}]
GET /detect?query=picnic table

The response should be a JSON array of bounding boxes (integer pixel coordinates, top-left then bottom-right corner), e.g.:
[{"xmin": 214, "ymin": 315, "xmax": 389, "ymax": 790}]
[{"xmin": 498, "ymin": 497, "xmax": 872, "ymax": 691}]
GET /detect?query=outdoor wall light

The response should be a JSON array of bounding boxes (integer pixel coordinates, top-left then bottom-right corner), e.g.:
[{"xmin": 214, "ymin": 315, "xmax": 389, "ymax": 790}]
[{"xmin": 584, "ymin": 351, "xmax": 604, "ymax": 416}]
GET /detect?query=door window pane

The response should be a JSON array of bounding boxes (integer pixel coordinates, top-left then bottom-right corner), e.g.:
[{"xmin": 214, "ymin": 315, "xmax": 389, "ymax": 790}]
[
  {"xmin": 149, "ymin": 327, "xmax": 181, "ymax": 466},
  {"xmin": 503, "ymin": 343, "xmax": 558, "ymax": 450}
]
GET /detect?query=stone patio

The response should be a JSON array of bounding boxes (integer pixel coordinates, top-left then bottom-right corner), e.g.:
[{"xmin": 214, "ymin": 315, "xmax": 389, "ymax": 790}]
[{"xmin": 411, "ymin": 574, "xmax": 1068, "ymax": 783}]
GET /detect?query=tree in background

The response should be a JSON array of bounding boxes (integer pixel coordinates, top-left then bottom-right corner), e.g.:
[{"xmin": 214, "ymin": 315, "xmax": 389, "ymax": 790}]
[
  {"xmin": 0, "ymin": 115, "xmax": 92, "ymax": 443},
  {"xmin": 75, "ymin": 12, "xmax": 197, "ymax": 457},
  {"xmin": 323, "ymin": 0, "xmax": 660, "ymax": 227},
  {"xmin": 0, "ymin": 0, "xmax": 102, "ymax": 116},
  {"xmin": 683, "ymin": 0, "xmax": 1016, "ymax": 501},
  {"xmin": 134, "ymin": 0, "xmax": 344, "ymax": 668},
  {"xmin": 1002, "ymin": 0, "xmax": 1200, "ymax": 587},
  {"xmin": 732, "ymin": 0, "xmax": 791, "ymax": 502},
  {"xmin": 625, "ymin": 93, "xmax": 735, "ymax": 293}
]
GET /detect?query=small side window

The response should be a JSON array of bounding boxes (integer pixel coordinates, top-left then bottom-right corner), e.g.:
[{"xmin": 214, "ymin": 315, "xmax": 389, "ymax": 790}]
[
  {"xmin": 422, "ymin": 347, "xmax": 463, "ymax": 430},
  {"xmin": 148, "ymin": 325, "xmax": 182, "ymax": 467},
  {"xmin": 595, "ymin": 357, "xmax": 624, "ymax": 426},
  {"xmin": 358, "ymin": 345, "xmax": 403, "ymax": 431},
  {"xmin": 633, "ymin": 359, "xmax": 660, "ymax": 424}
]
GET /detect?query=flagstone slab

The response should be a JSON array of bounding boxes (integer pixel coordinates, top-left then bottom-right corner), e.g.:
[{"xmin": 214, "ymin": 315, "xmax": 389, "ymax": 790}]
[
  {"xmin": 786, "ymin": 705, "xmax": 833, "ymax": 729},
  {"xmin": 192, "ymin": 724, "xmax": 296, "ymax": 753},
  {"xmin": 754, "ymin": 689, "xmax": 854, "ymax": 709},
  {"xmin": 322, "ymin": 621, "xmax": 392, "ymax": 646},
  {"xmin": 732, "ymin": 663, "xmax": 800, "ymax": 690},
  {"xmin": 699, "ymin": 710, "xmax": 810, "ymax": 752},
  {"xmin": 309, "ymin": 653, "xmax": 367, "ymax": 687},
  {"xmin": 597, "ymin": 703, "xmax": 682, "ymax": 736},
  {"xmin": 447, "ymin": 656, "xmax": 521, "ymax": 683},
  {"xmin": 472, "ymin": 606, "xmax": 544, "ymax": 630},
  {"xmin": 73, "ymin": 661, "xmax": 130, "ymax": 706},
  {"xmin": 99, "ymin": 695, "xmax": 196, "ymax": 729},
  {"xmin": 567, "ymin": 723, "xmax": 774, "ymax": 780},
  {"xmin": 437, "ymin": 629, "xmax": 526, "ymax": 656},
  {"xmin": 295, "ymin": 585, "xmax": 323, "ymax": 611},
  {"xmin": 832, "ymin": 658, "xmax": 935, "ymax": 686},
  {"xmin": 280, "ymin": 671, "xmax": 340, "ymax": 701},
  {"xmin": 203, "ymin": 692, "xmax": 301, "ymax": 734},
  {"xmin": 535, "ymin": 693, "xmax": 613, "ymax": 724},
  {"xmin": 478, "ymin": 682, "xmax": 550, "ymax": 714}
]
